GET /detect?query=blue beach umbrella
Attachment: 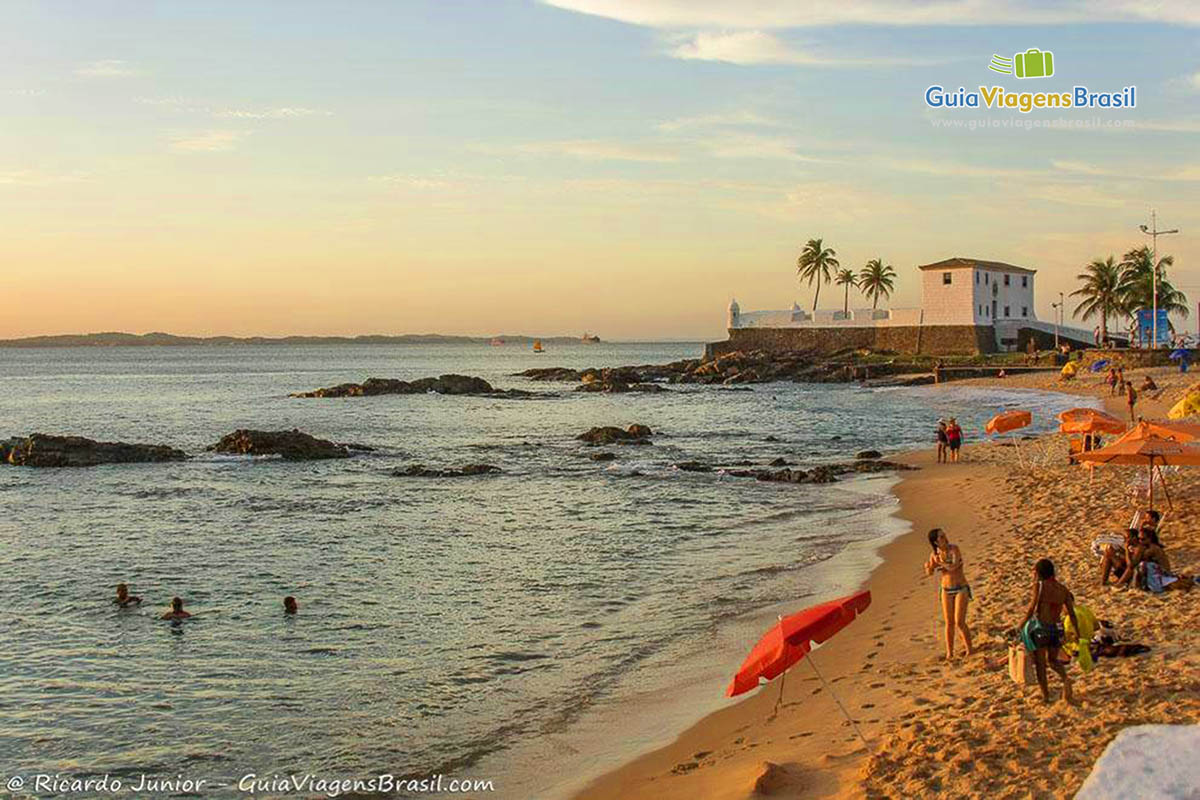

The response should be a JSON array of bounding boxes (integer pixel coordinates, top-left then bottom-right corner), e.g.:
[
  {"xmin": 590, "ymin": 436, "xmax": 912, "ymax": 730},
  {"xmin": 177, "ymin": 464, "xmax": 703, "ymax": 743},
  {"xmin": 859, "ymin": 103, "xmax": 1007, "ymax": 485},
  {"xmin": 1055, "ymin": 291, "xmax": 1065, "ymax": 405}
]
[
  {"xmin": 1169, "ymin": 349, "xmax": 1189, "ymax": 361},
  {"xmin": 1090, "ymin": 359, "xmax": 1110, "ymax": 372}
]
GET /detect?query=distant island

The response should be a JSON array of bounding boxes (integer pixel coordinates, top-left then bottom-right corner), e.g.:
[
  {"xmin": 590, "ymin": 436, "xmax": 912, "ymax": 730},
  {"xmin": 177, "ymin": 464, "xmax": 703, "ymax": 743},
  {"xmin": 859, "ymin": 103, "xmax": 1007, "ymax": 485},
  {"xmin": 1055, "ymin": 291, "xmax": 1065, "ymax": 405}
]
[{"xmin": 0, "ymin": 332, "xmax": 607, "ymax": 349}]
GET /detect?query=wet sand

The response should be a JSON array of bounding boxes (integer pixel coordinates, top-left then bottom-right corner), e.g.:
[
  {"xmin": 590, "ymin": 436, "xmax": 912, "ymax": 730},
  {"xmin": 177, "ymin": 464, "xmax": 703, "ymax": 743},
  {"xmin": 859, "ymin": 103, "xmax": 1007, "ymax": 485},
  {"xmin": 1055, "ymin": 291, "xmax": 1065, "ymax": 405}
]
[{"xmin": 574, "ymin": 364, "xmax": 1200, "ymax": 799}]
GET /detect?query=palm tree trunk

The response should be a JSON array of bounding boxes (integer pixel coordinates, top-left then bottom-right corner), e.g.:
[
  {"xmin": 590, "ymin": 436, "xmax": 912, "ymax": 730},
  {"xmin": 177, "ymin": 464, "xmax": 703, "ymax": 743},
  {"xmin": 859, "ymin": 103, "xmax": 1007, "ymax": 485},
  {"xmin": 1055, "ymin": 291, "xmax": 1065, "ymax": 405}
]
[
  {"xmin": 872, "ymin": 291, "xmax": 879, "ymax": 310},
  {"xmin": 812, "ymin": 283, "xmax": 821, "ymax": 313},
  {"xmin": 843, "ymin": 285, "xmax": 849, "ymax": 315}
]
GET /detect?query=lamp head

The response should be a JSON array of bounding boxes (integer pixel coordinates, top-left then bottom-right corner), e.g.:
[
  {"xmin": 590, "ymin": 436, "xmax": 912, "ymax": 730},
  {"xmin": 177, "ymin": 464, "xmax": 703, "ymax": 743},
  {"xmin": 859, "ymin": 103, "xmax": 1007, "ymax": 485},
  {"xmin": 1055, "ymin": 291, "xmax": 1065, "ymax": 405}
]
[{"xmin": 1139, "ymin": 224, "xmax": 1150, "ymax": 233}]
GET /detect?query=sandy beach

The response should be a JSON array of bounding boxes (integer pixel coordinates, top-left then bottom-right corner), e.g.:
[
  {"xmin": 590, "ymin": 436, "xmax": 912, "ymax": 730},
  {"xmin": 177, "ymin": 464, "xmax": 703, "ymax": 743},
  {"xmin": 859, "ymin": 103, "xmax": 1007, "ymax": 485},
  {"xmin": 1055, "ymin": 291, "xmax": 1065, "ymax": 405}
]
[{"xmin": 575, "ymin": 364, "xmax": 1200, "ymax": 799}]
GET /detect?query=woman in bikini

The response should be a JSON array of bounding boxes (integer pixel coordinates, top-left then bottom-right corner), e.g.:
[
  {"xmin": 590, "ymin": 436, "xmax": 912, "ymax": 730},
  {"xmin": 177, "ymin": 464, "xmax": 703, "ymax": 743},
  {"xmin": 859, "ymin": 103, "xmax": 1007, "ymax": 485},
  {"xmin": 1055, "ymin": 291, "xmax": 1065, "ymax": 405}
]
[
  {"xmin": 924, "ymin": 528, "xmax": 974, "ymax": 660},
  {"xmin": 1020, "ymin": 558, "xmax": 1078, "ymax": 704}
]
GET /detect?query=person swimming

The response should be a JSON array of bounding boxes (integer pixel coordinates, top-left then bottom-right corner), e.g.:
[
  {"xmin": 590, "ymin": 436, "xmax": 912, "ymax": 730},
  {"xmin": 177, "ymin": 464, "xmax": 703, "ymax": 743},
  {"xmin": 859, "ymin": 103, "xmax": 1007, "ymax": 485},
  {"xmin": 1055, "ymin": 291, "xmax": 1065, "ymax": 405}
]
[
  {"xmin": 161, "ymin": 596, "xmax": 193, "ymax": 621},
  {"xmin": 113, "ymin": 583, "xmax": 142, "ymax": 608},
  {"xmin": 283, "ymin": 596, "xmax": 298, "ymax": 614},
  {"xmin": 924, "ymin": 528, "xmax": 974, "ymax": 660},
  {"xmin": 1019, "ymin": 558, "xmax": 1078, "ymax": 704}
]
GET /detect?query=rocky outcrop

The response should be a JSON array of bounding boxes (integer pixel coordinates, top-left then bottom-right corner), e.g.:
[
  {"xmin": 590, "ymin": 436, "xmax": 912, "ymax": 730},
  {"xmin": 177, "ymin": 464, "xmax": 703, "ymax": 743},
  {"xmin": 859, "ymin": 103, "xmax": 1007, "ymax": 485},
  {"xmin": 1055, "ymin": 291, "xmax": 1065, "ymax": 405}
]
[
  {"xmin": 293, "ymin": 374, "xmax": 532, "ymax": 398},
  {"xmin": 723, "ymin": 460, "xmax": 914, "ymax": 484},
  {"xmin": 674, "ymin": 461, "xmax": 713, "ymax": 473},
  {"xmin": 576, "ymin": 425, "xmax": 654, "ymax": 446},
  {"xmin": 2, "ymin": 434, "xmax": 188, "ymax": 468},
  {"xmin": 517, "ymin": 367, "xmax": 583, "ymax": 382},
  {"xmin": 207, "ymin": 429, "xmax": 353, "ymax": 460},
  {"xmin": 589, "ymin": 452, "xmax": 618, "ymax": 461},
  {"xmin": 393, "ymin": 464, "xmax": 501, "ymax": 478},
  {"xmin": 856, "ymin": 450, "xmax": 883, "ymax": 460}
]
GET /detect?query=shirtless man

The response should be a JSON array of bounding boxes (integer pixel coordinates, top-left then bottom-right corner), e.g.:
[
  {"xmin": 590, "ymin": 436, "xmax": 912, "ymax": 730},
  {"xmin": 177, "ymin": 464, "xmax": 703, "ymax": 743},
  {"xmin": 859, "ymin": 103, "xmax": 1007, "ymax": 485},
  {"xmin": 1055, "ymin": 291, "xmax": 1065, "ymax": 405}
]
[
  {"xmin": 113, "ymin": 583, "xmax": 142, "ymax": 608},
  {"xmin": 161, "ymin": 597, "xmax": 193, "ymax": 621},
  {"xmin": 1020, "ymin": 559, "xmax": 1078, "ymax": 704},
  {"xmin": 924, "ymin": 528, "xmax": 974, "ymax": 659}
]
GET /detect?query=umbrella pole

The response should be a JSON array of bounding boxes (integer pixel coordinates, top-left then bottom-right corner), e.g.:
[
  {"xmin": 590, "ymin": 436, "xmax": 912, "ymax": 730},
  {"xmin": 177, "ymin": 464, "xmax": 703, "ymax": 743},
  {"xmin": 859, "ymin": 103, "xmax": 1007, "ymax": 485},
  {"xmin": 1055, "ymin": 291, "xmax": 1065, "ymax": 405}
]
[
  {"xmin": 1158, "ymin": 464, "xmax": 1173, "ymax": 511},
  {"xmin": 773, "ymin": 669, "xmax": 786, "ymax": 717},
  {"xmin": 1149, "ymin": 459, "xmax": 1155, "ymax": 511},
  {"xmin": 805, "ymin": 652, "xmax": 869, "ymax": 749}
]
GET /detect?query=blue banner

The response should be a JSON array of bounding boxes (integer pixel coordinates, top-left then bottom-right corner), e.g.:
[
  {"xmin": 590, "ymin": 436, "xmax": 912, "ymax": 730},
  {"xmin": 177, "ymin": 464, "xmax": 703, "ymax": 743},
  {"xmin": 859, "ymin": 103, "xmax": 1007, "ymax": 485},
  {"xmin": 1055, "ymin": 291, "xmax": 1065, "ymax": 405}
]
[{"xmin": 1136, "ymin": 308, "xmax": 1171, "ymax": 347}]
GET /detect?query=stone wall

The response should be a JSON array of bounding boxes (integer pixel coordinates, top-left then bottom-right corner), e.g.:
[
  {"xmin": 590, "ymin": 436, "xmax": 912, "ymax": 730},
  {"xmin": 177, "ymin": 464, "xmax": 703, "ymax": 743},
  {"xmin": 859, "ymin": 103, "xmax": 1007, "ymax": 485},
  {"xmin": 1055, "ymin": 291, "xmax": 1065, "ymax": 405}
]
[{"xmin": 705, "ymin": 325, "xmax": 997, "ymax": 358}]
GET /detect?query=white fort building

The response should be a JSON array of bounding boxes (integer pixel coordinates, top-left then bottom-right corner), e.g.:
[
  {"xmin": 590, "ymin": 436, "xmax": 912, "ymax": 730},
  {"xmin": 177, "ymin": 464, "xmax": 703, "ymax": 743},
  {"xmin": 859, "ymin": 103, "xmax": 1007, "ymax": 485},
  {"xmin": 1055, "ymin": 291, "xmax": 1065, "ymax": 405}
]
[{"xmin": 722, "ymin": 257, "xmax": 1095, "ymax": 356}]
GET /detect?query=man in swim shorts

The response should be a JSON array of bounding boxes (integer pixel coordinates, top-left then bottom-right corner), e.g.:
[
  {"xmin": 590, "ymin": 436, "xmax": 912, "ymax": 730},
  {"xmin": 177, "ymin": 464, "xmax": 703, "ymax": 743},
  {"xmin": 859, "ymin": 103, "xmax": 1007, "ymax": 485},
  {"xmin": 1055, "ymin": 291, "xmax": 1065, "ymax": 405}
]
[{"xmin": 1019, "ymin": 559, "xmax": 1078, "ymax": 704}]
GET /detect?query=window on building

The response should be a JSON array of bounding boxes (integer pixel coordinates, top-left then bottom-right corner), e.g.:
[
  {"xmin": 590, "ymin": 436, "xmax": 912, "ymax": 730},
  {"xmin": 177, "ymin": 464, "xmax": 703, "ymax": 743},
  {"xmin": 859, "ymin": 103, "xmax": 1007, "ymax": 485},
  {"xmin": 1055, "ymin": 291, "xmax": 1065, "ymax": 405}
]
[
  {"xmin": 1005, "ymin": 305, "xmax": 1011, "ymax": 317},
  {"xmin": 1004, "ymin": 274, "xmax": 1010, "ymax": 286},
  {"xmin": 975, "ymin": 272, "xmax": 979, "ymax": 284},
  {"xmin": 943, "ymin": 272, "xmax": 952, "ymax": 285},
  {"xmin": 985, "ymin": 273, "xmax": 989, "ymax": 284},
  {"xmin": 1022, "ymin": 306, "xmax": 1028, "ymax": 317},
  {"xmin": 1021, "ymin": 275, "xmax": 1028, "ymax": 288},
  {"xmin": 978, "ymin": 305, "xmax": 983, "ymax": 316}
]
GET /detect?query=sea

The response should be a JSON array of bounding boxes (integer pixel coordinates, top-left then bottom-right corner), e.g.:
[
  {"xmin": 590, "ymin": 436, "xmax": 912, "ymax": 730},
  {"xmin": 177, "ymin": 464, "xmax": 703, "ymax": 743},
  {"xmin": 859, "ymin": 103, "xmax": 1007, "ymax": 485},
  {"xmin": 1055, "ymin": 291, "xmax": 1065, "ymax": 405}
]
[{"xmin": 0, "ymin": 342, "xmax": 1088, "ymax": 798}]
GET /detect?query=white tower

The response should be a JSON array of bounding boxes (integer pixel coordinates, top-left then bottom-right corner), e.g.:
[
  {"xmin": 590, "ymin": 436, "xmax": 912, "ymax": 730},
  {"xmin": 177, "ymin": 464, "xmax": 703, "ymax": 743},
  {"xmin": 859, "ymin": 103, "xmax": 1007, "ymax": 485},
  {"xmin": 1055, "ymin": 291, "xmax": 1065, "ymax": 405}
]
[{"xmin": 728, "ymin": 298, "xmax": 740, "ymax": 329}]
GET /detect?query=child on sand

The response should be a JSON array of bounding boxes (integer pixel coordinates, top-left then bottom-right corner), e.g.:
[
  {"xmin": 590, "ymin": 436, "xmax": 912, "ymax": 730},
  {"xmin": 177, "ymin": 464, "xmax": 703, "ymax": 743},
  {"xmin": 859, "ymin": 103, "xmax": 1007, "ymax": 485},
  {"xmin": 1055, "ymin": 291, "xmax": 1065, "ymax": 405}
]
[
  {"xmin": 924, "ymin": 528, "xmax": 974, "ymax": 660},
  {"xmin": 1019, "ymin": 559, "xmax": 1077, "ymax": 704}
]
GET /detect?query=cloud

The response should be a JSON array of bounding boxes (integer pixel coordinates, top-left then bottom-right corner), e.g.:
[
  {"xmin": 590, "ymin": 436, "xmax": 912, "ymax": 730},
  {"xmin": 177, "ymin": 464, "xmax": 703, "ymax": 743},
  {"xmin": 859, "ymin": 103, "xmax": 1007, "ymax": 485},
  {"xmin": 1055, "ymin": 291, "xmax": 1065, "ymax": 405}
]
[
  {"xmin": 1051, "ymin": 160, "xmax": 1114, "ymax": 176},
  {"xmin": 655, "ymin": 109, "xmax": 779, "ymax": 132},
  {"xmin": 664, "ymin": 31, "xmax": 935, "ymax": 66},
  {"xmin": 168, "ymin": 130, "xmax": 246, "ymax": 153},
  {"xmin": 880, "ymin": 157, "xmax": 1042, "ymax": 178},
  {"xmin": 0, "ymin": 170, "xmax": 88, "ymax": 186},
  {"xmin": 76, "ymin": 60, "xmax": 138, "ymax": 78},
  {"xmin": 368, "ymin": 175, "xmax": 456, "ymax": 190},
  {"xmin": 507, "ymin": 139, "xmax": 679, "ymax": 162},
  {"xmin": 212, "ymin": 107, "xmax": 332, "ymax": 120},
  {"xmin": 696, "ymin": 132, "xmax": 831, "ymax": 162},
  {"xmin": 1026, "ymin": 183, "xmax": 1127, "ymax": 208},
  {"xmin": 541, "ymin": 0, "xmax": 1200, "ymax": 28}
]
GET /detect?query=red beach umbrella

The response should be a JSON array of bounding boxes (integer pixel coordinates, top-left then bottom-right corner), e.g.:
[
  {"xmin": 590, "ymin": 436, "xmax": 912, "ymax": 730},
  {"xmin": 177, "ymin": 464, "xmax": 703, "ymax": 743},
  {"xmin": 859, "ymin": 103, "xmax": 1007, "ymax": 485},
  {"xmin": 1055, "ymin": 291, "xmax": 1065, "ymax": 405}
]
[
  {"xmin": 726, "ymin": 590, "xmax": 872, "ymax": 743},
  {"xmin": 985, "ymin": 409, "xmax": 1032, "ymax": 435}
]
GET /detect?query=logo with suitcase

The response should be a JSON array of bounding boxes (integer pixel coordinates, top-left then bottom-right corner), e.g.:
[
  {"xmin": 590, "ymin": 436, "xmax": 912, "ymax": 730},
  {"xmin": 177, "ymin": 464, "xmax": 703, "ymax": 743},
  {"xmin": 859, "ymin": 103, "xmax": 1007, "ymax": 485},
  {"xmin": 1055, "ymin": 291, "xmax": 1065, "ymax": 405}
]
[{"xmin": 989, "ymin": 48, "xmax": 1054, "ymax": 79}]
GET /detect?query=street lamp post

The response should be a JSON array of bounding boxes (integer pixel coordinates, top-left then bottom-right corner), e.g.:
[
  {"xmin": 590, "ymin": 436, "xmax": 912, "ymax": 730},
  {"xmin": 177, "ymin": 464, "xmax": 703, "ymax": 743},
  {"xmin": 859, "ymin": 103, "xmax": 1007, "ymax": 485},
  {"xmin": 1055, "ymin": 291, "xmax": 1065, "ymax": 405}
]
[
  {"xmin": 1139, "ymin": 210, "xmax": 1180, "ymax": 349},
  {"xmin": 1052, "ymin": 299, "xmax": 1061, "ymax": 350}
]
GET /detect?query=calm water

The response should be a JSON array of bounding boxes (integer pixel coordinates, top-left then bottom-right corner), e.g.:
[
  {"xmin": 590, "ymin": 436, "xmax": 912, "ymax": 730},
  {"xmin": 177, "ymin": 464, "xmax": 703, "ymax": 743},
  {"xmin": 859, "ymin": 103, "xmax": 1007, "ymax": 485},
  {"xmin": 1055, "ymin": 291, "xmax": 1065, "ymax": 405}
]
[{"xmin": 0, "ymin": 343, "xmax": 1085, "ymax": 798}]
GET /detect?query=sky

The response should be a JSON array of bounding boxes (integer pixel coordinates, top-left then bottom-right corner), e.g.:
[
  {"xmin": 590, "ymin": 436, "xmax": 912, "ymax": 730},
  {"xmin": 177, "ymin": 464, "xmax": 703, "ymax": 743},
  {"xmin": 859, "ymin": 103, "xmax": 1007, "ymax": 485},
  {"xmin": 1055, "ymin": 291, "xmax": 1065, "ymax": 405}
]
[{"xmin": 1, "ymin": 0, "xmax": 1198, "ymax": 340}]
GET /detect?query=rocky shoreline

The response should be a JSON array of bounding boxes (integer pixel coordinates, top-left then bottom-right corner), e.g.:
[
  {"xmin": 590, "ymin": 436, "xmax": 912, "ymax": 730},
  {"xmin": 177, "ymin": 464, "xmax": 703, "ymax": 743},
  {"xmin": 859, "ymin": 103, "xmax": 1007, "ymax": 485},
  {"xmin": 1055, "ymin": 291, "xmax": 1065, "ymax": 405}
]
[{"xmin": 292, "ymin": 374, "xmax": 538, "ymax": 398}]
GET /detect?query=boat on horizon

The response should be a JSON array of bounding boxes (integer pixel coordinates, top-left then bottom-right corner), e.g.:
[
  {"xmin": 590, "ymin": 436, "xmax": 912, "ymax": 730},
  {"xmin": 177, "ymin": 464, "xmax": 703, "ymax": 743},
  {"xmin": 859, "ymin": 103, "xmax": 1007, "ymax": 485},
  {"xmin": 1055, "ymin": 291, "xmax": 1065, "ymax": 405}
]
[
  {"xmin": 533, "ymin": 340, "xmax": 544, "ymax": 353},
  {"xmin": 581, "ymin": 332, "xmax": 600, "ymax": 343},
  {"xmin": 490, "ymin": 337, "xmax": 505, "ymax": 346}
]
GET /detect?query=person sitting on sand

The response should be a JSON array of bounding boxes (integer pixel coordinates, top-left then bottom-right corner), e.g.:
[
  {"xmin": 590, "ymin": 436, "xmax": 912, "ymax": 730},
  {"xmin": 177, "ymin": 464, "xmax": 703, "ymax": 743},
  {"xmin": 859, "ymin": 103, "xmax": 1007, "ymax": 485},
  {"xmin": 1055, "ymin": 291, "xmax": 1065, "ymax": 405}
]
[
  {"xmin": 1140, "ymin": 375, "xmax": 1158, "ymax": 392},
  {"xmin": 161, "ymin": 597, "xmax": 193, "ymax": 621},
  {"xmin": 924, "ymin": 528, "xmax": 974, "ymax": 660},
  {"xmin": 946, "ymin": 418, "xmax": 963, "ymax": 462},
  {"xmin": 113, "ymin": 583, "xmax": 142, "ymax": 608},
  {"xmin": 1123, "ymin": 529, "xmax": 1197, "ymax": 593},
  {"xmin": 935, "ymin": 419, "xmax": 948, "ymax": 464},
  {"xmin": 1019, "ymin": 559, "xmax": 1078, "ymax": 704},
  {"xmin": 284, "ymin": 596, "xmax": 298, "ymax": 614},
  {"xmin": 1100, "ymin": 529, "xmax": 1139, "ymax": 586}
]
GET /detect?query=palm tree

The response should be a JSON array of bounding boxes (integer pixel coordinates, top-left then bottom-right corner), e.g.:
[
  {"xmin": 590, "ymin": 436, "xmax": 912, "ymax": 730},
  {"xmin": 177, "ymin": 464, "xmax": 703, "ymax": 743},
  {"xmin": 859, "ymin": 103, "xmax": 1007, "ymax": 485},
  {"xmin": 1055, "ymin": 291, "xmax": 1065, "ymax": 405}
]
[
  {"xmin": 834, "ymin": 269, "xmax": 858, "ymax": 315},
  {"xmin": 1118, "ymin": 245, "xmax": 1188, "ymax": 321},
  {"xmin": 1070, "ymin": 256, "xmax": 1124, "ymax": 345},
  {"xmin": 858, "ymin": 258, "xmax": 897, "ymax": 310},
  {"xmin": 797, "ymin": 238, "xmax": 839, "ymax": 312}
]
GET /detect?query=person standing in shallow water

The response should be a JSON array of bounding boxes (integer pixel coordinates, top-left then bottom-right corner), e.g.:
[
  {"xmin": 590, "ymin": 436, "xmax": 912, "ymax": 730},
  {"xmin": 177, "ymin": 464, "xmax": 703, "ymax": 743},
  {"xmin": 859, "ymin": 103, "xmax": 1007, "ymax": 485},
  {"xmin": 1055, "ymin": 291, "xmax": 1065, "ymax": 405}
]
[
  {"xmin": 935, "ymin": 419, "xmax": 948, "ymax": 464},
  {"xmin": 283, "ymin": 596, "xmax": 298, "ymax": 614},
  {"xmin": 161, "ymin": 597, "xmax": 192, "ymax": 621},
  {"xmin": 113, "ymin": 583, "xmax": 142, "ymax": 608},
  {"xmin": 924, "ymin": 528, "xmax": 974, "ymax": 660},
  {"xmin": 945, "ymin": 418, "xmax": 963, "ymax": 462}
]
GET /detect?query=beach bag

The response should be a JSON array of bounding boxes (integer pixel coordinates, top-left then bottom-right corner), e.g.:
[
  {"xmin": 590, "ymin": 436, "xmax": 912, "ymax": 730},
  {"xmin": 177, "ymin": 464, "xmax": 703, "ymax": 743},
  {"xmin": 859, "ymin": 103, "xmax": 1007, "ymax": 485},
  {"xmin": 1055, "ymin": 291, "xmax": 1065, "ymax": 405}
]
[{"xmin": 1008, "ymin": 644, "xmax": 1035, "ymax": 685}]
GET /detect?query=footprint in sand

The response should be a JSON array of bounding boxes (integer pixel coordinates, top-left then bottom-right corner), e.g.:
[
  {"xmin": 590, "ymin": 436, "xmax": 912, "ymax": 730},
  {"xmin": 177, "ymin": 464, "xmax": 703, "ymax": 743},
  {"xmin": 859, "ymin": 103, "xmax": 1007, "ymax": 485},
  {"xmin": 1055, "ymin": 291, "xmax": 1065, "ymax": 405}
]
[{"xmin": 869, "ymin": 682, "xmax": 886, "ymax": 688}]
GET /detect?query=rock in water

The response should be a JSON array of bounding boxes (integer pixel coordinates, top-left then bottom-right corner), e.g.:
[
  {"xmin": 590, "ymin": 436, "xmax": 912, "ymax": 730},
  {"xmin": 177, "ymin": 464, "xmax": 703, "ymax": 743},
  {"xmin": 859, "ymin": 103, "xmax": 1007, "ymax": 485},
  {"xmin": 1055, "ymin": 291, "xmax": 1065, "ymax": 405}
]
[
  {"xmin": 208, "ymin": 429, "xmax": 351, "ymax": 460},
  {"xmin": 674, "ymin": 461, "xmax": 713, "ymax": 473},
  {"xmin": 855, "ymin": 450, "xmax": 883, "ymax": 460},
  {"xmin": 393, "ymin": 464, "xmax": 501, "ymax": 478},
  {"xmin": 3, "ymin": 433, "xmax": 188, "ymax": 468},
  {"xmin": 293, "ymin": 374, "xmax": 496, "ymax": 398},
  {"xmin": 576, "ymin": 425, "xmax": 654, "ymax": 446}
]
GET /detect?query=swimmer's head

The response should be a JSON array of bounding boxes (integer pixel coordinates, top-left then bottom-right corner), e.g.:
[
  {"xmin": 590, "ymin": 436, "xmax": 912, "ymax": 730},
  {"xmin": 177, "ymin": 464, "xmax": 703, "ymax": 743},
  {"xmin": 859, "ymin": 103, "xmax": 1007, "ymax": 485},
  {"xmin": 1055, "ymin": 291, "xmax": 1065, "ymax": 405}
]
[
  {"xmin": 116, "ymin": 583, "xmax": 128, "ymax": 599},
  {"xmin": 171, "ymin": 597, "xmax": 183, "ymax": 612},
  {"xmin": 284, "ymin": 596, "xmax": 298, "ymax": 614}
]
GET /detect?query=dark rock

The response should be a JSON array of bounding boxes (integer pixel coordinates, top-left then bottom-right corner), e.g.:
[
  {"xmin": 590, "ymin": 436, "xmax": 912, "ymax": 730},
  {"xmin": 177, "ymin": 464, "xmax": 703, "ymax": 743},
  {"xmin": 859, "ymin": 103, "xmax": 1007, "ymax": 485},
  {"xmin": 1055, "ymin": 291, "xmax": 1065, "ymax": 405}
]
[
  {"xmin": 208, "ymin": 429, "xmax": 351, "ymax": 460},
  {"xmin": 589, "ymin": 451, "xmax": 617, "ymax": 461},
  {"xmin": 854, "ymin": 459, "xmax": 918, "ymax": 474},
  {"xmin": 855, "ymin": 450, "xmax": 883, "ymax": 460},
  {"xmin": 577, "ymin": 425, "xmax": 653, "ymax": 446},
  {"xmin": 674, "ymin": 461, "xmax": 713, "ymax": 473},
  {"xmin": 393, "ymin": 464, "xmax": 501, "ymax": 478},
  {"xmin": 763, "ymin": 435, "xmax": 780, "ymax": 442},
  {"xmin": 767, "ymin": 457, "xmax": 792, "ymax": 467},
  {"xmin": 516, "ymin": 367, "xmax": 585, "ymax": 382},
  {"xmin": 3, "ymin": 433, "xmax": 188, "ymax": 468},
  {"xmin": 293, "ymin": 374, "xmax": 496, "ymax": 398}
]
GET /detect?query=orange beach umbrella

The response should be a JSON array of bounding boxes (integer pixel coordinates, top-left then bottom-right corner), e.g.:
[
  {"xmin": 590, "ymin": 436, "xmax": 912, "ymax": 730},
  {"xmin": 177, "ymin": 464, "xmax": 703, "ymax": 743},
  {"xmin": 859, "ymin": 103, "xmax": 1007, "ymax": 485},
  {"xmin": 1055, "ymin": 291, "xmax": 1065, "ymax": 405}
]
[
  {"xmin": 1115, "ymin": 420, "xmax": 1200, "ymax": 443},
  {"xmin": 1057, "ymin": 408, "xmax": 1127, "ymax": 436},
  {"xmin": 1075, "ymin": 431, "xmax": 1200, "ymax": 509},
  {"xmin": 726, "ymin": 590, "xmax": 872, "ymax": 744},
  {"xmin": 985, "ymin": 409, "xmax": 1032, "ymax": 435}
]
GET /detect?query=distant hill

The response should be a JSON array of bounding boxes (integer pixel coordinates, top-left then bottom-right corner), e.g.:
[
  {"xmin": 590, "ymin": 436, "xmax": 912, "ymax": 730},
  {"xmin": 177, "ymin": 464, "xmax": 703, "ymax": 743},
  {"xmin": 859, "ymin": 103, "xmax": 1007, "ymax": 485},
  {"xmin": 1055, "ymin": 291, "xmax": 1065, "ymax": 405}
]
[{"xmin": 0, "ymin": 332, "xmax": 604, "ymax": 348}]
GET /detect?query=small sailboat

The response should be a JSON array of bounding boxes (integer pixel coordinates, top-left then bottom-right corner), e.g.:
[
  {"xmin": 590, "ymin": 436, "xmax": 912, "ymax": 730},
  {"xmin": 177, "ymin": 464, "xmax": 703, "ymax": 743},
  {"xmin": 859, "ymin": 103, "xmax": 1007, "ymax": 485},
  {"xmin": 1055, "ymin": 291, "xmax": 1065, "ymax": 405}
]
[
  {"xmin": 581, "ymin": 332, "xmax": 600, "ymax": 344},
  {"xmin": 490, "ymin": 337, "xmax": 505, "ymax": 346},
  {"xmin": 533, "ymin": 339, "xmax": 544, "ymax": 353}
]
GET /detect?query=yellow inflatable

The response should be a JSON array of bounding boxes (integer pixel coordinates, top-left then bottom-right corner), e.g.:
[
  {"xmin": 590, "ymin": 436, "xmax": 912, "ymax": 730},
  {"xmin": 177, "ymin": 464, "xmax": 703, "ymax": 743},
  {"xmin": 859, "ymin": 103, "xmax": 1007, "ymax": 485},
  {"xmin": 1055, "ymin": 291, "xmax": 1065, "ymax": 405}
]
[
  {"xmin": 1060, "ymin": 362, "xmax": 1078, "ymax": 380},
  {"xmin": 1063, "ymin": 603, "xmax": 1096, "ymax": 673},
  {"xmin": 1169, "ymin": 392, "xmax": 1200, "ymax": 420}
]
